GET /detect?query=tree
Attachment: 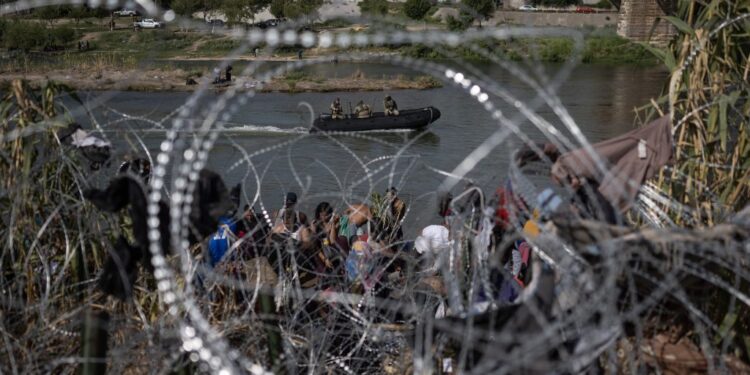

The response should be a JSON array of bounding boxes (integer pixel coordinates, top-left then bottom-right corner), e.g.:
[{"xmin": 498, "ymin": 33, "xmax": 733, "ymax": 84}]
[
  {"xmin": 35, "ymin": 6, "xmax": 66, "ymax": 26},
  {"xmin": 270, "ymin": 0, "xmax": 287, "ymax": 18},
  {"xmin": 88, "ymin": 7, "xmax": 109, "ymax": 25},
  {"xmin": 201, "ymin": 0, "xmax": 223, "ymax": 21},
  {"xmin": 69, "ymin": 5, "xmax": 90, "ymax": 25},
  {"xmin": 248, "ymin": 0, "xmax": 273, "ymax": 20},
  {"xmin": 172, "ymin": 0, "xmax": 200, "ymax": 18},
  {"xmin": 445, "ymin": 14, "xmax": 469, "ymax": 31},
  {"xmin": 403, "ymin": 0, "xmax": 431, "ymax": 20},
  {"xmin": 222, "ymin": 0, "xmax": 271, "ymax": 24},
  {"xmin": 154, "ymin": 0, "xmax": 174, "ymax": 8},
  {"xmin": 172, "ymin": 0, "xmax": 200, "ymax": 30},
  {"xmin": 221, "ymin": 0, "xmax": 248, "ymax": 24},
  {"xmin": 359, "ymin": 0, "xmax": 388, "ymax": 16},
  {"xmin": 283, "ymin": 0, "xmax": 323, "ymax": 23},
  {"xmin": 461, "ymin": 0, "xmax": 494, "ymax": 27}
]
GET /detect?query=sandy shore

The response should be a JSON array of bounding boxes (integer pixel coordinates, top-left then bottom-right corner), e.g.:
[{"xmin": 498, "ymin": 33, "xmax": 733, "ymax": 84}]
[{"xmin": 0, "ymin": 67, "xmax": 441, "ymax": 93}]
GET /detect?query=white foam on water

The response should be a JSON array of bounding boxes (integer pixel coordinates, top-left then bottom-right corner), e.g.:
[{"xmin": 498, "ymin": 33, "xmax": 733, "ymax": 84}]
[
  {"xmin": 133, "ymin": 125, "xmax": 418, "ymax": 135},
  {"xmin": 223, "ymin": 125, "xmax": 310, "ymax": 134}
]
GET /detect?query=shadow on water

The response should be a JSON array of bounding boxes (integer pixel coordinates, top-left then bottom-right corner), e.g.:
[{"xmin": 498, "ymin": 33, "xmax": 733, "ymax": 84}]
[{"xmin": 308, "ymin": 128, "xmax": 440, "ymax": 146}]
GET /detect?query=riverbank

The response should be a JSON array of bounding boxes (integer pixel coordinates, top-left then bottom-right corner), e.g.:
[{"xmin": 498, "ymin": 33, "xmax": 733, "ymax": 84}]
[
  {"xmin": 0, "ymin": 67, "xmax": 442, "ymax": 92},
  {"xmin": 0, "ymin": 19, "xmax": 659, "ymax": 69}
]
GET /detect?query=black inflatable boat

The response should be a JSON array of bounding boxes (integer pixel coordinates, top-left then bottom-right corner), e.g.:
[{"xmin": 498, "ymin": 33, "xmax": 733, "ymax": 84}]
[{"xmin": 310, "ymin": 106, "xmax": 441, "ymax": 133}]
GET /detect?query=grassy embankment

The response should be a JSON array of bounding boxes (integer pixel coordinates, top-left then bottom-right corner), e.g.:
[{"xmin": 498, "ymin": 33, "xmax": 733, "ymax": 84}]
[
  {"xmin": 0, "ymin": 18, "xmax": 657, "ymax": 91},
  {"xmin": 401, "ymin": 29, "xmax": 658, "ymax": 65}
]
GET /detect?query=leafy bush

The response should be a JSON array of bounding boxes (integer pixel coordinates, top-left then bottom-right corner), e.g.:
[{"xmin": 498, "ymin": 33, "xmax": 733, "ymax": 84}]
[
  {"xmin": 401, "ymin": 44, "xmax": 440, "ymax": 59},
  {"xmin": 282, "ymin": 0, "xmax": 324, "ymax": 22},
  {"xmin": 313, "ymin": 18, "xmax": 353, "ymax": 29},
  {"xmin": 446, "ymin": 15, "xmax": 469, "ymax": 31},
  {"xmin": 583, "ymin": 35, "xmax": 655, "ymax": 64},
  {"xmin": 172, "ymin": 0, "xmax": 201, "ymax": 17},
  {"xmin": 270, "ymin": 0, "xmax": 286, "ymax": 18},
  {"xmin": 403, "ymin": 0, "xmax": 432, "ymax": 20},
  {"xmin": 3, "ymin": 22, "xmax": 47, "ymax": 51},
  {"xmin": 34, "ymin": 5, "xmax": 68, "ymax": 23},
  {"xmin": 537, "ymin": 38, "xmax": 573, "ymax": 62},
  {"xmin": 461, "ymin": 0, "xmax": 495, "ymax": 27},
  {"xmin": 48, "ymin": 26, "xmax": 76, "ymax": 47}
]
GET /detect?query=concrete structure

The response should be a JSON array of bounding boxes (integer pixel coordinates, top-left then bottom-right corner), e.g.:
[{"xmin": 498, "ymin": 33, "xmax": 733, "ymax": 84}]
[
  {"xmin": 488, "ymin": 10, "xmax": 618, "ymax": 28},
  {"xmin": 617, "ymin": 0, "xmax": 675, "ymax": 45}
]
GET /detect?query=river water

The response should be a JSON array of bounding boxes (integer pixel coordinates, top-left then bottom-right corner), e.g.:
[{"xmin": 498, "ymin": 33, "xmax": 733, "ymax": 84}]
[{"xmin": 80, "ymin": 62, "xmax": 667, "ymax": 233}]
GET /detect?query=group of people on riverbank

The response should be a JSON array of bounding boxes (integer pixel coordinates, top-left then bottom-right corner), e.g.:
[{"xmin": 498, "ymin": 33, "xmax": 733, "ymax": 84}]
[
  {"xmin": 107, "ymin": 154, "xmax": 536, "ymax": 310},
  {"xmin": 197, "ymin": 177, "xmax": 537, "ymax": 312},
  {"xmin": 207, "ymin": 187, "xmax": 417, "ymax": 294},
  {"xmin": 330, "ymin": 95, "xmax": 399, "ymax": 119}
]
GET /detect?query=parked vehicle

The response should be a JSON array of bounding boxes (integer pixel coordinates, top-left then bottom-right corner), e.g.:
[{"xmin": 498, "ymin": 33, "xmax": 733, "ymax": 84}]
[
  {"xmin": 518, "ymin": 5, "xmax": 537, "ymax": 11},
  {"xmin": 133, "ymin": 19, "xmax": 162, "ymax": 28},
  {"xmin": 254, "ymin": 18, "xmax": 283, "ymax": 29},
  {"xmin": 575, "ymin": 6, "xmax": 596, "ymax": 13},
  {"xmin": 114, "ymin": 9, "xmax": 137, "ymax": 17},
  {"xmin": 206, "ymin": 19, "xmax": 225, "ymax": 27}
]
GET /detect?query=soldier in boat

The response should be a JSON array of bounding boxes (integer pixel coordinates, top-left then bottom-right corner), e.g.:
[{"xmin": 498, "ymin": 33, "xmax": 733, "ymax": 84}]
[
  {"xmin": 330, "ymin": 97, "xmax": 343, "ymax": 120},
  {"xmin": 384, "ymin": 95, "xmax": 399, "ymax": 116},
  {"xmin": 353, "ymin": 100, "xmax": 372, "ymax": 118}
]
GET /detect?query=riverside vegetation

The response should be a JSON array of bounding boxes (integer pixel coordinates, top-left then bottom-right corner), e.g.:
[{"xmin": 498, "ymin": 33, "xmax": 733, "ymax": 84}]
[{"xmin": 0, "ymin": 17, "xmax": 658, "ymax": 92}]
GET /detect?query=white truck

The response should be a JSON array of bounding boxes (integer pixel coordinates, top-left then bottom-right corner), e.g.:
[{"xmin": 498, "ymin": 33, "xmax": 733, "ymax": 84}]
[{"xmin": 133, "ymin": 19, "xmax": 162, "ymax": 29}]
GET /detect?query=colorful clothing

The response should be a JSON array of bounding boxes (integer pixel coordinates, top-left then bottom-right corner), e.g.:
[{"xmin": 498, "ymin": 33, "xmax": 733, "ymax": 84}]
[{"xmin": 208, "ymin": 216, "xmax": 237, "ymax": 266}]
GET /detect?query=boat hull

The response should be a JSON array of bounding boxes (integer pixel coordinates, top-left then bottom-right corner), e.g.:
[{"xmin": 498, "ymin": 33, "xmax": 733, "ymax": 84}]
[{"xmin": 310, "ymin": 106, "xmax": 441, "ymax": 133}]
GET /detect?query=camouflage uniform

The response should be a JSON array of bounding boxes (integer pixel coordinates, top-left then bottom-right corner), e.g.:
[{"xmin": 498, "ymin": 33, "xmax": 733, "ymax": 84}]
[
  {"xmin": 384, "ymin": 95, "xmax": 399, "ymax": 116},
  {"xmin": 330, "ymin": 98, "xmax": 343, "ymax": 119},
  {"xmin": 354, "ymin": 100, "xmax": 371, "ymax": 118}
]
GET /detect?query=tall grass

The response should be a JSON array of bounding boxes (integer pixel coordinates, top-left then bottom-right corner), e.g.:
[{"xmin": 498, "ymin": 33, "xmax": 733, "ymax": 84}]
[
  {"xmin": 643, "ymin": 1, "xmax": 750, "ymax": 224},
  {"xmin": 636, "ymin": 0, "xmax": 750, "ymax": 363},
  {"xmin": 400, "ymin": 34, "xmax": 657, "ymax": 64},
  {"xmin": 0, "ymin": 80, "xmax": 111, "ymax": 372},
  {"xmin": 0, "ymin": 51, "xmax": 139, "ymax": 73}
]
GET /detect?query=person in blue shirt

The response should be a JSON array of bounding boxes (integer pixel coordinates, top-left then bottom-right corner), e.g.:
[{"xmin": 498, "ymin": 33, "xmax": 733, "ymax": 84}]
[{"xmin": 208, "ymin": 216, "xmax": 237, "ymax": 267}]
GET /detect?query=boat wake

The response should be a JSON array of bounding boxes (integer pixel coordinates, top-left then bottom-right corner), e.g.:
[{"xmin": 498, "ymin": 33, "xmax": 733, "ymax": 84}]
[
  {"xmin": 136, "ymin": 125, "xmax": 417, "ymax": 135},
  {"xmin": 222, "ymin": 125, "xmax": 310, "ymax": 134},
  {"xmin": 355, "ymin": 128, "xmax": 416, "ymax": 134}
]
